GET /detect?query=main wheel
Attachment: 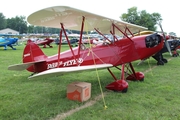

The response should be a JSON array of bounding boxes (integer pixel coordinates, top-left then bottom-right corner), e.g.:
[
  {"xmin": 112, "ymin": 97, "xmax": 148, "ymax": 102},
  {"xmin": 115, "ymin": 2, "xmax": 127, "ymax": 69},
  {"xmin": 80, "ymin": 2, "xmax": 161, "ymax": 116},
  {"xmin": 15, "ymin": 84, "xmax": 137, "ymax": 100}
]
[
  {"xmin": 173, "ymin": 54, "xmax": 178, "ymax": 57},
  {"xmin": 139, "ymin": 78, "xmax": 144, "ymax": 82},
  {"xmin": 162, "ymin": 58, "xmax": 168, "ymax": 63},
  {"xmin": 122, "ymin": 88, "xmax": 128, "ymax": 93},
  {"xmin": 157, "ymin": 61, "xmax": 164, "ymax": 65}
]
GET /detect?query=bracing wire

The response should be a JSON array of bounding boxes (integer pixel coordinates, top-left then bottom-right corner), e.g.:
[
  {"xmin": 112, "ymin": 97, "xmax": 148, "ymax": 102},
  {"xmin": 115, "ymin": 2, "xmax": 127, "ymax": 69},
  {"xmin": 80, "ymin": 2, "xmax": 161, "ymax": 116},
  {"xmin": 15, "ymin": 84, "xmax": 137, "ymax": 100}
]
[
  {"xmin": 148, "ymin": 58, "xmax": 153, "ymax": 76},
  {"xmin": 84, "ymin": 20, "xmax": 107, "ymax": 110}
]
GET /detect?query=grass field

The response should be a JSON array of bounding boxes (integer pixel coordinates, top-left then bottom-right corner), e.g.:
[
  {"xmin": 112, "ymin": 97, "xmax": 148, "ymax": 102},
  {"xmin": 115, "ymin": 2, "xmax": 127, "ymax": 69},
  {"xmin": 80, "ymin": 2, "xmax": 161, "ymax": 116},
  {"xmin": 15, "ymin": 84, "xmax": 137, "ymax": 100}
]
[{"xmin": 1, "ymin": 43, "xmax": 180, "ymax": 120}]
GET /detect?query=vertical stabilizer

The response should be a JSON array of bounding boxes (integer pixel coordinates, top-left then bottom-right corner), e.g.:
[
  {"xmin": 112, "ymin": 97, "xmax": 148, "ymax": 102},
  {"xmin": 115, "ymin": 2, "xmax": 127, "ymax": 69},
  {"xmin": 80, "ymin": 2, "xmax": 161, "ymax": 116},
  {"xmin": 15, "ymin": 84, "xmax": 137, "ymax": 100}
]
[{"xmin": 23, "ymin": 40, "xmax": 47, "ymax": 63}]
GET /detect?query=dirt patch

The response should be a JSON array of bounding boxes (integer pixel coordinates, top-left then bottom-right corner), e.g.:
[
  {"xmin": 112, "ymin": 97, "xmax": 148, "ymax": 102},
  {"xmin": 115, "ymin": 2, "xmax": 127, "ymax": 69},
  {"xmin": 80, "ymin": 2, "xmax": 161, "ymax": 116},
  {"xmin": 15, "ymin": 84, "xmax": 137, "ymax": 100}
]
[
  {"xmin": 51, "ymin": 93, "xmax": 107, "ymax": 120},
  {"xmin": 144, "ymin": 65, "xmax": 157, "ymax": 73}
]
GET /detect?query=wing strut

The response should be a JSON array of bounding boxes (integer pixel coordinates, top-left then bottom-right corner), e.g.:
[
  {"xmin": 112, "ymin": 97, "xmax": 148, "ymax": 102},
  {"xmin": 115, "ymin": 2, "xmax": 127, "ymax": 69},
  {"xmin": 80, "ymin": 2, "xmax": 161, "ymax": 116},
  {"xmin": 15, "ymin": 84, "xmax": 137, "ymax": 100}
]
[
  {"xmin": 125, "ymin": 26, "xmax": 134, "ymax": 37},
  {"xmin": 112, "ymin": 23, "xmax": 132, "ymax": 41},
  {"xmin": 110, "ymin": 31, "xmax": 119, "ymax": 41},
  {"xmin": 78, "ymin": 16, "xmax": 85, "ymax": 56},
  {"xmin": 58, "ymin": 29, "xmax": 63, "ymax": 67},
  {"xmin": 94, "ymin": 28, "xmax": 112, "ymax": 43},
  {"xmin": 59, "ymin": 23, "xmax": 79, "ymax": 66}
]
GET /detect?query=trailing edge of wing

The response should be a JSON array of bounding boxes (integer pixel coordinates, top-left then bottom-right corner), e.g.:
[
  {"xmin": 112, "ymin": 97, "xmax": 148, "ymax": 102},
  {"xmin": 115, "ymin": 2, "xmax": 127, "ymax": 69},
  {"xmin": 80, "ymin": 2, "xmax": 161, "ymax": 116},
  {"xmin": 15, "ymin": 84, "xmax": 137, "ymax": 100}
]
[
  {"xmin": 28, "ymin": 64, "xmax": 113, "ymax": 79},
  {"xmin": 8, "ymin": 60, "xmax": 45, "ymax": 71}
]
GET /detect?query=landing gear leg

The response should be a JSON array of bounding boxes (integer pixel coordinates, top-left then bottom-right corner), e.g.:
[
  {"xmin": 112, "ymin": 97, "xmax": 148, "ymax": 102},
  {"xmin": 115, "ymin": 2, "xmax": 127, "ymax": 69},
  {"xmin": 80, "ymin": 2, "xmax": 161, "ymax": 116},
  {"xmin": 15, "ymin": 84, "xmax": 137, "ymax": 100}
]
[
  {"xmin": 105, "ymin": 64, "xmax": 128, "ymax": 93},
  {"xmin": 152, "ymin": 52, "xmax": 167, "ymax": 65}
]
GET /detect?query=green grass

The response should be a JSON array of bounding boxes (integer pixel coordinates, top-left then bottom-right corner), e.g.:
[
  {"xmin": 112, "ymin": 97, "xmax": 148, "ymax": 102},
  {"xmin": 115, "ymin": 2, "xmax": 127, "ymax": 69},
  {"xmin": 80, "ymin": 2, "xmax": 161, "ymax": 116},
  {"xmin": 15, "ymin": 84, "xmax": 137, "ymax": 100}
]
[{"xmin": 1, "ymin": 43, "xmax": 180, "ymax": 120}]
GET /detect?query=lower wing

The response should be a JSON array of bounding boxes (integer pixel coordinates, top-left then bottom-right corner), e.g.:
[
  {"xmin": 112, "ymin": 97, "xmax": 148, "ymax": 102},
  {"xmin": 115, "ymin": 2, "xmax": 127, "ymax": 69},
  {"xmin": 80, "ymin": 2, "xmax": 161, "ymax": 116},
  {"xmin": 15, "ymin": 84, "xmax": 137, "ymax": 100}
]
[{"xmin": 28, "ymin": 64, "xmax": 113, "ymax": 79}]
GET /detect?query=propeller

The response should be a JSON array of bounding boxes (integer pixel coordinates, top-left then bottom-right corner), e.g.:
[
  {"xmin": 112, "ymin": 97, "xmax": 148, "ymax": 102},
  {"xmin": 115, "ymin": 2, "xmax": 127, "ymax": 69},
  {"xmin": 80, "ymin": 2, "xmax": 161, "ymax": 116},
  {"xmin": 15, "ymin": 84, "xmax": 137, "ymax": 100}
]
[{"xmin": 157, "ymin": 21, "xmax": 172, "ymax": 56}]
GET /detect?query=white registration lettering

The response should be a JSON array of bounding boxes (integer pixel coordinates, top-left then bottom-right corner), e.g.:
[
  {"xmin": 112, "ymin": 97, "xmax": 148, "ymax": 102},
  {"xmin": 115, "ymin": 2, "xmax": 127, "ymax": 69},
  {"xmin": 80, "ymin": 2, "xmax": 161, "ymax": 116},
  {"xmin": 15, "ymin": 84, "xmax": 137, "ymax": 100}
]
[
  {"xmin": 24, "ymin": 53, "xmax": 30, "ymax": 57},
  {"xmin": 63, "ymin": 58, "xmax": 83, "ymax": 67},
  {"xmin": 47, "ymin": 64, "xmax": 53, "ymax": 69},
  {"xmin": 47, "ymin": 58, "xmax": 84, "ymax": 68},
  {"xmin": 47, "ymin": 61, "xmax": 63, "ymax": 69}
]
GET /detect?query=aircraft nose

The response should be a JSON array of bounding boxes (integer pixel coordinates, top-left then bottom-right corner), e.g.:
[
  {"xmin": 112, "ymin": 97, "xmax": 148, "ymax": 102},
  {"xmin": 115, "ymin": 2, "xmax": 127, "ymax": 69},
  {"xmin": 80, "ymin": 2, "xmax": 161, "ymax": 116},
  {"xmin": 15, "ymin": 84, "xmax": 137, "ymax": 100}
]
[{"xmin": 145, "ymin": 33, "xmax": 161, "ymax": 48}]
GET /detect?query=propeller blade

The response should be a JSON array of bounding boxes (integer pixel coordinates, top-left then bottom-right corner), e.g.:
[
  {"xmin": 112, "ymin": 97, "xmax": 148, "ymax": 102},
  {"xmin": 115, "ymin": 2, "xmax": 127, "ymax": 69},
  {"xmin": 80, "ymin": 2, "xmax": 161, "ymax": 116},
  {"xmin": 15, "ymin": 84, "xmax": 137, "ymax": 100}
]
[
  {"xmin": 164, "ymin": 39, "xmax": 172, "ymax": 56},
  {"xmin": 158, "ymin": 22, "xmax": 172, "ymax": 56}
]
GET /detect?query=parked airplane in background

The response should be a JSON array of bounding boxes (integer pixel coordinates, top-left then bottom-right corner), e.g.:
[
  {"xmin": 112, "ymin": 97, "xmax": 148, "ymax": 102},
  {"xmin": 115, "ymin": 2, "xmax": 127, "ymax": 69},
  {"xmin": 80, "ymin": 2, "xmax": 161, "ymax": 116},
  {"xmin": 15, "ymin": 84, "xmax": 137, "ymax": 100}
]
[
  {"xmin": 8, "ymin": 6, "xmax": 168, "ymax": 92},
  {"xmin": 33, "ymin": 38, "xmax": 54, "ymax": 48},
  {"xmin": 166, "ymin": 36, "xmax": 180, "ymax": 57},
  {"xmin": 55, "ymin": 34, "xmax": 79, "ymax": 46},
  {"xmin": 0, "ymin": 35, "xmax": 19, "ymax": 50},
  {"xmin": 28, "ymin": 34, "xmax": 55, "ymax": 48},
  {"xmin": 171, "ymin": 39, "xmax": 180, "ymax": 57},
  {"xmin": 152, "ymin": 39, "xmax": 180, "ymax": 65}
]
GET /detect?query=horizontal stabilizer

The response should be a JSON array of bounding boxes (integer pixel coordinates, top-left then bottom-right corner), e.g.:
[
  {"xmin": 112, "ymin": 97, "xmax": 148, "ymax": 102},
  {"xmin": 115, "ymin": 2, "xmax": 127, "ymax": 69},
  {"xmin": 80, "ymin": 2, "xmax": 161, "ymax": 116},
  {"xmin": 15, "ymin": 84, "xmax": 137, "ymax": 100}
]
[
  {"xmin": 29, "ymin": 64, "xmax": 113, "ymax": 79},
  {"xmin": 8, "ymin": 60, "xmax": 45, "ymax": 71}
]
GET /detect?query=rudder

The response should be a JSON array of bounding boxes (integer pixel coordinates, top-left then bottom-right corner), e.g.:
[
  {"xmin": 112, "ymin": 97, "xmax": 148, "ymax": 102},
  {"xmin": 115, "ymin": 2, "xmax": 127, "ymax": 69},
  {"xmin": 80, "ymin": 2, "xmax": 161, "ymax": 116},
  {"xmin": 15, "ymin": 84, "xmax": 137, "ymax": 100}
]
[{"xmin": 23, "ymin": 40, "xmax": 47, "ymax": 63}]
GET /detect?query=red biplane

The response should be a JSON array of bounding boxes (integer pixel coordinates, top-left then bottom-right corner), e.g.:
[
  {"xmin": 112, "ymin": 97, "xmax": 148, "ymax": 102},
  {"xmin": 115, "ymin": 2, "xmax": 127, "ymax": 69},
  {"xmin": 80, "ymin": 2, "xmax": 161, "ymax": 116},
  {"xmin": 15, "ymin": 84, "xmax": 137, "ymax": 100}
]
[
  {"xmin": 34, "ymin": 38, "xmax": 54, "ymax": 48},
  {"xmin": 8, "ymin": 6, "xmax": 166, "ymax": 92}
]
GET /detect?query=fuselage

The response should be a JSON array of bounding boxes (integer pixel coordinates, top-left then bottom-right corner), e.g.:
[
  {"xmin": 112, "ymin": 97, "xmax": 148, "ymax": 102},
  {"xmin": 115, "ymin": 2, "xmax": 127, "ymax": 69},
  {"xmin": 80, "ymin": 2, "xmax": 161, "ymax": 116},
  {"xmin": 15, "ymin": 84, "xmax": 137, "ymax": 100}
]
[{"xmin": 29, "ymin": 33, "xmax": 164, "ymax": 73}]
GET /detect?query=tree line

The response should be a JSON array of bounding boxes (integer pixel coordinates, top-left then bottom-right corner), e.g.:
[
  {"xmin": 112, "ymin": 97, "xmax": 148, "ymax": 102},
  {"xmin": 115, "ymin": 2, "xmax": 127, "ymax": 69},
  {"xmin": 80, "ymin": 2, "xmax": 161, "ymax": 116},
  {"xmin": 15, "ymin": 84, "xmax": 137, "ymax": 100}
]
[{"xmin": 0, "ymin": 13, "xmax": 61, "ymax": 34}]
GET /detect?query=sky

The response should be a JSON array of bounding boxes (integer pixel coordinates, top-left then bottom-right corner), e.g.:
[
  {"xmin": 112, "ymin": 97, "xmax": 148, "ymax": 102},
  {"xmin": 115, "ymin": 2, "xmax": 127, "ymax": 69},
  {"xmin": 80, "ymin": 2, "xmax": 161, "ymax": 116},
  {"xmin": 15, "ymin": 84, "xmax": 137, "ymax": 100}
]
[{"xmin": 0, "ymin": 0, "xmax": 179, "ymax": 36}]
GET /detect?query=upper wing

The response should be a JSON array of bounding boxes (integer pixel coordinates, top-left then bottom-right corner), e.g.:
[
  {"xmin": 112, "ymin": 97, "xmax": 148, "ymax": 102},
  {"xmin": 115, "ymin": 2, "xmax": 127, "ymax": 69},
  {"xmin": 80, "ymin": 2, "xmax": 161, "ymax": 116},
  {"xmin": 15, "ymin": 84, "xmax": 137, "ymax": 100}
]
[
  {"xmin": 27, "ymin": 6, "xmax": 147, "ymax": 36},
  {"xmin": 28, "ymin": 64, "xmax": 113, "ymax": 79}
]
